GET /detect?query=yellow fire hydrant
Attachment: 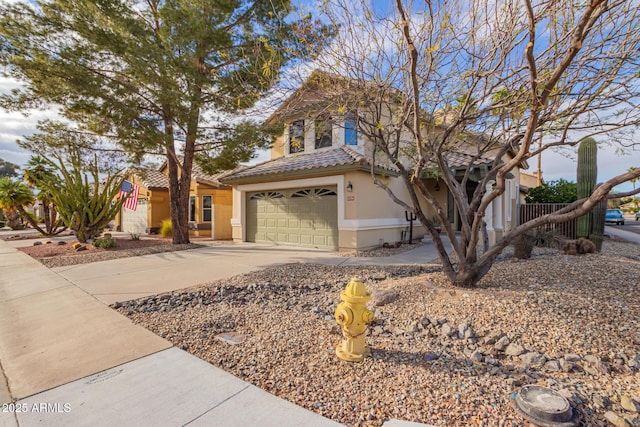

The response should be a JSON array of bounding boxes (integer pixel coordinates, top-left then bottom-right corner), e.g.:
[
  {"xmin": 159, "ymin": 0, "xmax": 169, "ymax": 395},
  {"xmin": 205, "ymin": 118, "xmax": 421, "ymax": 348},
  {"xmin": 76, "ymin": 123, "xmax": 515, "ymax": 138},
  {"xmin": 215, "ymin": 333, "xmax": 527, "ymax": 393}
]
[{"xmin": 334, "ymin": 276, "xmax": 375, "ymax": 362}]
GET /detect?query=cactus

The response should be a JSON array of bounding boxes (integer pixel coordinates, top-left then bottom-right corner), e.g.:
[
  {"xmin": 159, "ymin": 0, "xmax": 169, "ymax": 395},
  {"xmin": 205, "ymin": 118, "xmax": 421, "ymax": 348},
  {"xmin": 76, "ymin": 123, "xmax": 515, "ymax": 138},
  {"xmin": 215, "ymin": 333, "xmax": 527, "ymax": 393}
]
[
  {"xmin": 590, "ymin": 183, "xmax": 607, "ymax": 252},
  {"xmin": 39, "ymin": 149, "xmax": 127, "ymax": 243},
  {"xmin": 576, "ymin": 137, "xmax": 597, "ymax": 238}
]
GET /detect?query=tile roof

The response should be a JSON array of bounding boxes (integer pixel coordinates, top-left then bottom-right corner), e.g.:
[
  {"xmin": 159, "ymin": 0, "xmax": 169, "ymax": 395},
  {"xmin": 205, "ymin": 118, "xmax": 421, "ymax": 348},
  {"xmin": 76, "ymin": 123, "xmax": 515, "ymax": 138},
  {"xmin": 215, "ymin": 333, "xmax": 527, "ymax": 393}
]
[
  {"xmin": 190, "ymin": 162, "xmax": 231, "ymax": 188},
  {"xmin": 134, "ymin": 169, "xmax": 169, "ymax": 190},
  {"xmin": 132, "ymin": 159, "xmax": 232, "ymax": 190},
  {"xmin": 220, "ymin": 146, "xmax": 391, "ymax": 182},
  {"xmin": 442, "ymin": 151, "xmax": 494, "ymax": 169}
]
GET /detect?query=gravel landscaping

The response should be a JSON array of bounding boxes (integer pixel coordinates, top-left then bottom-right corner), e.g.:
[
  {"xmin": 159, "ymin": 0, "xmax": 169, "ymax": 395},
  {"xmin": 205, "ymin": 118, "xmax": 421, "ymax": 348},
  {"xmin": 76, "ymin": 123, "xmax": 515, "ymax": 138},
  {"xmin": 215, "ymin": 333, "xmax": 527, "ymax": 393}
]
[
  {"xmin": 17, "ymin": 237, "xmax": 203, "ymax": 268},
  {"xmin": 116, "ymin": 239, "xmax": 639, "ymax": 426}
]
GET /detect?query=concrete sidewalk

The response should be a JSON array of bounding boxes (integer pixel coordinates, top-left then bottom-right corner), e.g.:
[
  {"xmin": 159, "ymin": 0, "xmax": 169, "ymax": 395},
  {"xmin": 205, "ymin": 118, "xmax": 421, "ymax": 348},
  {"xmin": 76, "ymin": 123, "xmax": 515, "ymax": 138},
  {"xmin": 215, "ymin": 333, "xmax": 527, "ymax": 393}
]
[
  {"xmin": 0, "ymin": 239, "xmax": 344, "ymax": 427},
  {"xmin": 51, "ymin": 239, "xmax": 449, "ymax": 305}
]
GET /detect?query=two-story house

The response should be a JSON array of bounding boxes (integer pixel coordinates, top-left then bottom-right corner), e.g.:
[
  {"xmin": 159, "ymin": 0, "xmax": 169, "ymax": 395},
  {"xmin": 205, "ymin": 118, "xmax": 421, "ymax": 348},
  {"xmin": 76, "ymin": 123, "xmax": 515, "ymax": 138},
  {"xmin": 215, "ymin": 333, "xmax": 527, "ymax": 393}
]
[{"xmin": 220, "ymin": 72, "xmax": 526, "ymax": 250}]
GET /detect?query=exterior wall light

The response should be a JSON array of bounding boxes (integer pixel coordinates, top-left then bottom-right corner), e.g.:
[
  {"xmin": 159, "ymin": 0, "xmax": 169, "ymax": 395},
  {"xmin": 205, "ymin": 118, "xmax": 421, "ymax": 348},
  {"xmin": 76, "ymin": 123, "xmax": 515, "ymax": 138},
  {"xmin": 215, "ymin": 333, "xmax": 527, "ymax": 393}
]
[{"xmin": 346, "ymin": 182, "xmax": 353, "ymax": 192}]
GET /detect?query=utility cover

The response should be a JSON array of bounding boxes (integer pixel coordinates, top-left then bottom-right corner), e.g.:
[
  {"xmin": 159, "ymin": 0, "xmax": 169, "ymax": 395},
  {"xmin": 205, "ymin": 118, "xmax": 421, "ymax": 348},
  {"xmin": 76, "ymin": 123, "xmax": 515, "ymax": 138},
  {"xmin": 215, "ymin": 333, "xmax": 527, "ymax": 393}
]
[{"xmin": 510, "ymin": 385, "xmax": 580, "ymax": 427}]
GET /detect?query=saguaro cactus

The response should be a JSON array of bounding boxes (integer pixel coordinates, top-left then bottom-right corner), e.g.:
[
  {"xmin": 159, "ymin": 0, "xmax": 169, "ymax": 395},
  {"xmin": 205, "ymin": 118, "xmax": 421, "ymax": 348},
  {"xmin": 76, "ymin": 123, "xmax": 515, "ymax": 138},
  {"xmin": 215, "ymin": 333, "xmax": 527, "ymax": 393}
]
[{"xmin": 576, "ymin": 137, "xmax": 597, "ymax": 239}]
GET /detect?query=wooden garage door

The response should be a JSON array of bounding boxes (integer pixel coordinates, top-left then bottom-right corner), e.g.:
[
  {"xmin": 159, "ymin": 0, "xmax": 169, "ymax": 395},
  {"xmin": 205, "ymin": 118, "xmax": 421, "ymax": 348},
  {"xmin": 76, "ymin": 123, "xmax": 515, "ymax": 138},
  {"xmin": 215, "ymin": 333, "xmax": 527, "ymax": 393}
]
[
  {"xmin": 246, "ymin": 187, "xmax": 338, "ymax": 249},
  {"xmin": 121, "ymin": 200, "xmax": 148, "ymax": 234}
]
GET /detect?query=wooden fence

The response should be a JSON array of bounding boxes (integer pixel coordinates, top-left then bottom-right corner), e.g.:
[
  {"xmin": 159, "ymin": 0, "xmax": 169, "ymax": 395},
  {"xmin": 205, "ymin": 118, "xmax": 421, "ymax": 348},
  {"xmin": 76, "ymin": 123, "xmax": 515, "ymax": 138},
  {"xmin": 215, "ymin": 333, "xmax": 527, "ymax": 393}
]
[{"xmin": 519, "ymin": 203, "xmax": 577, "ymax": 239}]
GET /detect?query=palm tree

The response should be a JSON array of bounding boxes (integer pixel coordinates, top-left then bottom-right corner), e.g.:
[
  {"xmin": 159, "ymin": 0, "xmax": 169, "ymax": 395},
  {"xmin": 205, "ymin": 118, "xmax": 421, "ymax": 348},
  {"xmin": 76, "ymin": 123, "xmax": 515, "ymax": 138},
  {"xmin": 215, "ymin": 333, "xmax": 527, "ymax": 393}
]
[
  {"xmin": 23, "ymin": 156, "xmax": 65, "ymax": 235},
  {"xmin": 0, "ymin": 177, "xmax": 46, "ymax": 233}
]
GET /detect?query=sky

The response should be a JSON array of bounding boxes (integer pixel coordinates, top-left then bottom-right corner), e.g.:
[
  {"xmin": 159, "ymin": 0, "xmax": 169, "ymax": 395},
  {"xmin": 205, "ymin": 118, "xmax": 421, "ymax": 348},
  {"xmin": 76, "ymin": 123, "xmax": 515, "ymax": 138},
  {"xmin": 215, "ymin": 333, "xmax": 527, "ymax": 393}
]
[
  {"xmin": 0, "ymin": 0, "xmax": 638, "ymax": 192},
  {"xmin": 1, "ymin": 72, "xmax": 637, "ymax": 193}
]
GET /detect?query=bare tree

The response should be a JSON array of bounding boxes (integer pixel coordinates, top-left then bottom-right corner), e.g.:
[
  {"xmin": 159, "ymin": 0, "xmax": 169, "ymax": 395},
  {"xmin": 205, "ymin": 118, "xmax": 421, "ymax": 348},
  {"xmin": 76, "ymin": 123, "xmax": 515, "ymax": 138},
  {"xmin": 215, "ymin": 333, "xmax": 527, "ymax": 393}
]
[{"xmin": 309, "ymin": 0, "xmax": 640, "ymax": 287}]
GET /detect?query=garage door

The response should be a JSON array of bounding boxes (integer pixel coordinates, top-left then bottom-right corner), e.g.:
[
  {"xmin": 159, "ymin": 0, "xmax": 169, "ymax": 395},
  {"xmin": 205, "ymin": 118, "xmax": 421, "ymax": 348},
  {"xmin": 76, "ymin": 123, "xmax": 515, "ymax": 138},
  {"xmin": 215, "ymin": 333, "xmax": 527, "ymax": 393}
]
[
  {"xmin": 121, "ymin": 199, "xmax": 148, "ymax": 234},
  {"xmin": 246, "ymin": 187, "xmax": 338, "ymax": 249}
]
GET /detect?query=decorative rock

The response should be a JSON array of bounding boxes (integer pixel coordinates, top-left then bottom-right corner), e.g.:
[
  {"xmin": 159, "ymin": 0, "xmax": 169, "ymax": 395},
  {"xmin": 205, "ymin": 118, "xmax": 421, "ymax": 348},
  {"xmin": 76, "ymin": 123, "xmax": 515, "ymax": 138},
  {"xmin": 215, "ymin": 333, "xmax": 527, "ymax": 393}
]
[
  {"xmin": 458, "ymin": 322, "xmax": 474, "ymax": 340},
  {"xmin": 519, "ymin": 351, "xmax": 546, "ymax": 367},
  {"xmin": 564, "ymin": 353, "xmax": 581, "ymax": 362},
  {"xmin": 33, "ymin": 241, "xmax": 43, "ymax": 246},
  {"xmin": 543, "ymin": 360, "xmax": 561, "ymax": 372},
  {"xmin": 469, "ymin": 350, "xmax": 483, "ymax": 363},
  {"xmin": 423, "ymin": 351, "xmax": 439, "ymax": 361},
  {"xmin": 57, "ymin": 241, "xmax": 66, "ymax": 245},
  {"xmin": 592, "ymin": 394, "xmax": 609, "ymax": 410},
  {"xmin": 621, "ymin": 395, "xmax": 640, "ymax": 413},
  {"xmin": 370, "ymin": 289, "xmax": 398, "ymax": 307},
  {"xmin": 494, "ymin": 335, "xmax": 510, "ymax": 351},
  {"xmin": 559, "ymin": 358, "xmax": 575, "ymax": 372},
  {"xmin": 76, "ymin": 246, "xmax": 87, "ymax": 252},
  {"xmin": 505, "ymin": 343, "xmax": 525, "ymax": 356},
  {"xmin": 605, "ymin": 411, "xmax": 631, "ymax": 427},
  {"xmin": 441, "ymin": 323, "xmax": 456, "ymax": 337},
  {"xmin": 584, "ymin": 354, "xmax": 600, "ymax": 364}
]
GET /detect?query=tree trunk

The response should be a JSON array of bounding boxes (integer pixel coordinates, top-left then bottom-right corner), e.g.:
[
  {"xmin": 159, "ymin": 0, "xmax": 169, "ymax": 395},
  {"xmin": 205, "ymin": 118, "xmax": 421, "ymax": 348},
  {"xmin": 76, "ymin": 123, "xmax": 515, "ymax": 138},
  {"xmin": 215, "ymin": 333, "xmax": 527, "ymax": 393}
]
[
  {"xmin": 166, "ymin": 152, "xmax": 191, "ymax": 245},
  {"xmin": 16, "ymin": 205, "xmax": 47, "ymax": 235},
  {"xmin": 5, "ymin": 209, "xmax": 21, "ymax": 229}
]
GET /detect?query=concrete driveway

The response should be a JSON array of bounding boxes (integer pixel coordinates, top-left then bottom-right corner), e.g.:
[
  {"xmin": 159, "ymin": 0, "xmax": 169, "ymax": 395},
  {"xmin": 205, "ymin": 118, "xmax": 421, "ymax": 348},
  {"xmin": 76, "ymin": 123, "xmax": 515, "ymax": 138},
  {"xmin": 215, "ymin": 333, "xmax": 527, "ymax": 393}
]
[{"xmin": 52, "ymin": 242, "xmax": 346, "ymax": 305}]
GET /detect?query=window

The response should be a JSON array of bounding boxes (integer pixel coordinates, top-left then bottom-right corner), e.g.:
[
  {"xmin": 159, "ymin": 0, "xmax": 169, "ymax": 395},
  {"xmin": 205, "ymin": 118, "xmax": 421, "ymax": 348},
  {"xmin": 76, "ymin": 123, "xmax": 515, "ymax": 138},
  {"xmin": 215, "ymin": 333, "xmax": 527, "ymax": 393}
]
[
  {"xmin": 345, "ymin": 115, "xmax": 357, "ymax": 146},
  {"xmin": 314, "ymin": 116, "xmax": 332, "ymax": 149},
  {"xmin": 250, "ymin": 192, "xmax": 285, "ymax": 200},
  {"xmin": 202, "ymin": 195, "xmax": 212, "ymax": 222},
  {"xmin": 189, "ymin": 196, "xmax": 196, "ymax": 222},
  {"xmin": 288, "ymin": 120, "xmax": 305, "ymax": 153}
]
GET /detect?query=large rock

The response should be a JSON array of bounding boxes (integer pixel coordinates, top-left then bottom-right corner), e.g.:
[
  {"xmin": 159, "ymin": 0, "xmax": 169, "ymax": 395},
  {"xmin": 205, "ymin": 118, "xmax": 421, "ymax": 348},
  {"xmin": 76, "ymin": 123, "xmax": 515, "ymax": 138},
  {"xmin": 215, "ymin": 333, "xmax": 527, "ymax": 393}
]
[
  {"xmin": 458, "ymin": 322, "xmax": 474, "ymax": 340},
  {"xmin": 505, "ymin": 343, "xmax": 525, "ymax": 356},
  {"xmin": 519, "ymin": 351, "xmax": 547, "ymax": 367},
  {"xmin": 441, "ymin": 323, "xmax": 457, "ymax": 337},
  {"xmin": 621, "ymin": 395, "xmax": 640, "ymax": 413},
  {"xmin": 494, "ymin": 335, "xmax": 510, "ymax": 351},
  {"xmin": 605, "ymin": 411, "xmax": 631, "ymax": 427},
  {"xmin": 370, "ymin": 289, "xmax": 398, "ymax": 307}
]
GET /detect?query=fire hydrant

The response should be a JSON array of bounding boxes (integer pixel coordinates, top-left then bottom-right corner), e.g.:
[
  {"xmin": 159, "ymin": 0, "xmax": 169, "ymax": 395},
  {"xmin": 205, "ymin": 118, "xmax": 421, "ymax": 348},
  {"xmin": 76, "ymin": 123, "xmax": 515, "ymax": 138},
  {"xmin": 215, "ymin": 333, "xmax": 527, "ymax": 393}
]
[{"xmin": 334, "ymin": 276, "xmax": 375, "ymax": 362}]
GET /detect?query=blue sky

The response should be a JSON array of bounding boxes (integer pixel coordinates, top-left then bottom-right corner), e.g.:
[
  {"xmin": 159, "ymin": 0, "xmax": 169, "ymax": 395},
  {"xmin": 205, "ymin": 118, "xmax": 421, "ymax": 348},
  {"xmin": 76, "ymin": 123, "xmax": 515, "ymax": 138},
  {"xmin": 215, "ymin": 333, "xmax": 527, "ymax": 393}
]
[{"xmin": 1, "ymin": 0, "xmax": 638, "ymax": 192}]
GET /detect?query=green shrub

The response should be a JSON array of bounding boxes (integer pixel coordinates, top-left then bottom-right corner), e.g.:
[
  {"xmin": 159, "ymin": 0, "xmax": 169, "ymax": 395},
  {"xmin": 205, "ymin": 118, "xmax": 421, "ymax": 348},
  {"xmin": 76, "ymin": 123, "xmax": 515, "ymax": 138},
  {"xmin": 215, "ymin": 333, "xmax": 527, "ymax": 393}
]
[
  {"xmin": 92, "ymin": 236, "xmax": 116, "ymax": 248},
  {"xmin": 0, "ymin": 220, "xmax": 4, "ymax": 227},
  {"xmin": 160, "ymin": 219, "xmax": 172, "ymax": 238},
  {"xmin": 129, "ymin": 232, "xmax": 141, "ymax": 241}
]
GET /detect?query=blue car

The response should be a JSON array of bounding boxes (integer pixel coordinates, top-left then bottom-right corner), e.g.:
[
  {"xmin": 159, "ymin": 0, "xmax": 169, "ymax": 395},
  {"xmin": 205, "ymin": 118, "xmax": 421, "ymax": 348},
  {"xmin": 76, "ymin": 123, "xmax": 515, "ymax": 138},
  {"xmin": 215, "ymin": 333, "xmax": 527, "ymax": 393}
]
[{"xmin": 605, "ymin": 209, "xmax": 625, "ymax": 225}]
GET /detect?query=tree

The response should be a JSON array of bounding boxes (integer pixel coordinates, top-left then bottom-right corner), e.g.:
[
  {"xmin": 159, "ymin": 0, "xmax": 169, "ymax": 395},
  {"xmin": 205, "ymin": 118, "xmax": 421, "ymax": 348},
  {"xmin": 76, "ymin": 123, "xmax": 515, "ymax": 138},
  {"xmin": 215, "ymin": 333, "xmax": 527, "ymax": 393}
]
[
  {"xmin": 0, "ymin": 0, "xmax": 332, "ymax": 244},
  {"xmin": 0, "ymin": 158, "xmax": 20, "ymax": 179},
  {"xmin": 309, "ymin": 0, "xmax": 640, "ymax": 287},
  {"xmin": 525, "ymin": 179, "xmax": 577, "ymax": 204},
  {"xmin": 0, "ymin": 177, "xmax": 44, "ymax": 232},
  {"xmin": 23, "ymin": 156, "xmax": 67, "ymax": 235}
]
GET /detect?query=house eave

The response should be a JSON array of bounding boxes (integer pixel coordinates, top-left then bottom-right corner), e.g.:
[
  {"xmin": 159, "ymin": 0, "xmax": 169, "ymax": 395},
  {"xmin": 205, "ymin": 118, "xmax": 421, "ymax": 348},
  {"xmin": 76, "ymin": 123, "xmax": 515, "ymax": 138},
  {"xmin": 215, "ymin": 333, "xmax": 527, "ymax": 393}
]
[{"xmin": 221, "ymin": 164, "xmax": 397, "ymax": 186}]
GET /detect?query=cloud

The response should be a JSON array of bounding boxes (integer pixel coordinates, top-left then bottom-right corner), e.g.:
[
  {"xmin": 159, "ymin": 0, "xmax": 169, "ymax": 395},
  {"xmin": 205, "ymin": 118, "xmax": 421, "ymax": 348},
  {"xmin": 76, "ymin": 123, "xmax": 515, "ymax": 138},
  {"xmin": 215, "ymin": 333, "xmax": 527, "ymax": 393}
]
[
  {"xmin": 0, "ymin": 77, "xmax": 63, "ymax": 166},
  {"xmin": 540, "ymin": 144, "xmax": 640, "ymax": 193}
]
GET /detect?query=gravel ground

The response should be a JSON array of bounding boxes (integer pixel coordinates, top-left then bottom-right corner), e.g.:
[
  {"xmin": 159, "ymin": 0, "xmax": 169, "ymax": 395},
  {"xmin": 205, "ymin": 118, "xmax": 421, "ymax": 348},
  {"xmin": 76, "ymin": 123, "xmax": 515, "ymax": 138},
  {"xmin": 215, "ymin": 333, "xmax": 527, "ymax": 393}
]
[
  {"xmin": 117, "ymin": 240, "xmax": 640, "ymax": 427},
  {"xmin": 16, "ymin": 237, "xmax": 203, "ymax": 268}
]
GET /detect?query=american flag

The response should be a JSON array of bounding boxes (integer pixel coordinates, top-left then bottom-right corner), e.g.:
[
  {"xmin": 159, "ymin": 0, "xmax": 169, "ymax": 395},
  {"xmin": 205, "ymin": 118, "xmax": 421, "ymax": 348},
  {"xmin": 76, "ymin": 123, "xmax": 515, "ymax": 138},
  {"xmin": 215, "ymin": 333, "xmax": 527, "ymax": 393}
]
[{"xmin": 120, "ymin": 180, "xmax": 140, "ymax": 211}]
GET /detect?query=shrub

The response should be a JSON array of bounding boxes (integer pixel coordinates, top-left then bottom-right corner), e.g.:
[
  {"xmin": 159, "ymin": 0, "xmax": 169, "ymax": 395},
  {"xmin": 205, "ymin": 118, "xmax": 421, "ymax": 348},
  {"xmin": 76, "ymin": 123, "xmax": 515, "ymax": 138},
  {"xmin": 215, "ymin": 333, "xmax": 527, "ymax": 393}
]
[
  {"xmin": 160, "ymin": 219, "xmax": 172, "ymax": 238},
  {"xmin": 92, "ymin": 236, "xmax": 116, "ymax": 249},
  {"xmin": 129, "ymin": 232, "xmax": 141, "ymax": 241}
]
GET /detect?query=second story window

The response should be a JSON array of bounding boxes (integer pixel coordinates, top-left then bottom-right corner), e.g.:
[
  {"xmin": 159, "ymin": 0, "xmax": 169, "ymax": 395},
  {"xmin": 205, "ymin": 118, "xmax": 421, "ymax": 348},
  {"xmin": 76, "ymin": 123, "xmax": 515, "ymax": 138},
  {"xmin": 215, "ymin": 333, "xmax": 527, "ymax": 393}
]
[
  {"xmin": 345, "ymin": 115, "xmax": 357, "ymax": 146},
  {"xmin": 289, "ymin": 120, "xmax": 305, "ymax": 154},
  {"xmin": 314, "ymin": 116, "xmax": 332, "ymax": 149}
]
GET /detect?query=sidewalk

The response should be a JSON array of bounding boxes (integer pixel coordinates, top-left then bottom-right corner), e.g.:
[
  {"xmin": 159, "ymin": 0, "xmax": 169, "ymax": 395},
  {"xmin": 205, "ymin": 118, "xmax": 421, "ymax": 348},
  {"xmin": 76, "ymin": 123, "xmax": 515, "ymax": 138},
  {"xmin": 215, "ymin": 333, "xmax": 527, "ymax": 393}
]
[
  {"xmin": 0, "ymin": 239, "xmax": 343, "ymax": 427},
  {"xmin": 0, "ymin": 237, "xmax": 442, "ymax": 427}
]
